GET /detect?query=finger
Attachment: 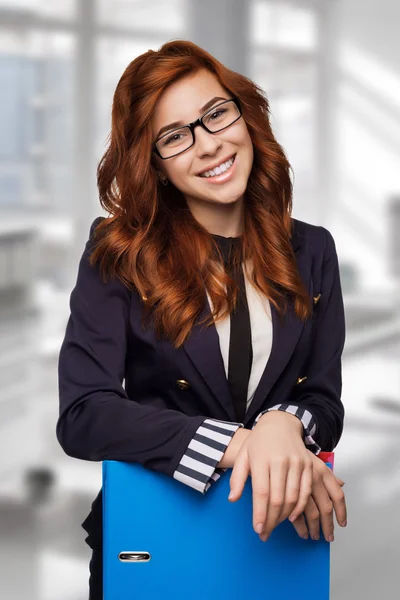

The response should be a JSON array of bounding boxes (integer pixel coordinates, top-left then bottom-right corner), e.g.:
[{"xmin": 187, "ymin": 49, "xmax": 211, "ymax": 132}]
[
  {"xmin": 304, "ymin": 496, "xmax": 321, "ymax": 540},
  {"xmin": 251, "ymin": 460, "xmax": 270, "ymax": 534},
  {"xmin": 290, "ymin": 513, "xmax": 309, "ymax": 540},
  {"xmin": 335, "ymin": 475, "xmax": 345, "ymax": 486},
  {"xmin": 229, "ymin": 449, "xmax": 250, "ymax": 503},
  {"xmin": 288, "ymin": 462, "xmax": 313, "ymax": 522},
  {"xmin": 323, "ymin": 471, "xmax": 347, "ymax": 527},
  {"xmin": 312, "ymin": 480, "xmax": 335, "ymax": 542},
  {"xmin": 261, "ymin": 459, "xmax": 289, "ymax": 540},
  {"xmin": 280, "ymin": 459, "xmax": 304, "ymax": 523}
]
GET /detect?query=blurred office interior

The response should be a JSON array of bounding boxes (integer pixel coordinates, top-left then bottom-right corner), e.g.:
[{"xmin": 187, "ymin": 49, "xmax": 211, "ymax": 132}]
[{"xmin": 0, "ymin": 0, "xmax": 400, "ymax": 598}]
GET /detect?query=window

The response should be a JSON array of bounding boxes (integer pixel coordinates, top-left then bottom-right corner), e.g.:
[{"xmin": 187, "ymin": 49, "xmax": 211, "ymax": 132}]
[{"xmin": 249, "ymin": 0, "xmax": 319, "ymax": 219}]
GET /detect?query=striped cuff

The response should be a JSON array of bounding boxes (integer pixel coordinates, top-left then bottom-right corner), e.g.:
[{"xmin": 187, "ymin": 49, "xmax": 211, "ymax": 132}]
[
  {"xmin": 252, "ymin": 404, "xmax": 321, "ymax": 455},
  {"xmin": 173, "ymin": 418, "xmax": 244, "ymax": 494}
]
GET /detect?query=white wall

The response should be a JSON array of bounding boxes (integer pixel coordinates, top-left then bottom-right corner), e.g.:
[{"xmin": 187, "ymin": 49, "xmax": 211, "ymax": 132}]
[{"xmin": 333, "ymin": 0, "xmax": 400, "ymax": 290}]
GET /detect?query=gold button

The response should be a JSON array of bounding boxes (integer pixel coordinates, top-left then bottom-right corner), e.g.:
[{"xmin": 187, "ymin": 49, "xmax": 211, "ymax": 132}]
[
  {"xmin": 313, "ymin": 293, "xmax": 321, "ymax": 305},
  {"xmin": 296, "ymin": 376, "xmax": 308, "ymax": 385},
  {"xmin": 176, "ymin": 379, "xmax": 190, "ymax": 390}
]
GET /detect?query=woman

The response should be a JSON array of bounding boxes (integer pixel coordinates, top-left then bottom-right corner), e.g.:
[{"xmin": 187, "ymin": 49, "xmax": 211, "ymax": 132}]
[{"xmin": 57, "ymin": 40, "xmax": 347, "ymax": 598}]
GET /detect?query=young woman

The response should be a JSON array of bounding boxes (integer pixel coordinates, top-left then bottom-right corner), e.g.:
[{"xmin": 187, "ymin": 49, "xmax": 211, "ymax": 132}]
[{"xmin": 57, "ymin": 39, "xmax": 347, "ymax": 599}]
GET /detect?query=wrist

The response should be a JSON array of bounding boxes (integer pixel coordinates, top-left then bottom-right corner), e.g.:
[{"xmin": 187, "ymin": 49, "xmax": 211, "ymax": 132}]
[
  {"xmin": 256, "ymin": 410, "xmax": 304, "ymax": 436},
  {"xmin": 217, "ymin": 427, "xmax": 251, "ymax": 469}
]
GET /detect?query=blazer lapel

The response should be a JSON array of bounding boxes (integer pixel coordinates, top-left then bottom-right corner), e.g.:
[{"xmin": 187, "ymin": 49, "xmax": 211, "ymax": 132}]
[
  {"xmin": 182, "ymin": 222, "xmax": 312, "ymax": 423},
  {"xmin": 182, "ymin": 298, "xmax": 234, "ymax": 420},
  {"xmin": 244, "ymin": 245, "xmax": 313, "ymax": 425}
]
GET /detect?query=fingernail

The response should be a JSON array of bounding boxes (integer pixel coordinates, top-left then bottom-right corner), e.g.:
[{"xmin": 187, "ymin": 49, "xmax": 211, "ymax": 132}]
[
  {"xmin": 255, "ymin": 523, "xmax": 263, "ymax": 534},
  {"xmin": 328, "ymin": 534, "xmax": 334, "ymax": 543},
  {"xmin": 301, "ymin": 533, "xmax": 309, "ymax": 540},
  {"xmin": 311, "ymin": 534, "xmax": 319, "ymax": 541},
  {"xmin": 260, "ymin": 534, "xmax": 269, "ymax": 542},
  {"xmin": 341, "ymin": 520, "xmax": 347, "ymax": 527},
  {"xmin": 289, "ymin": 514, "xmax": 296, "ymax": 523},
  {"xmin": 228, "ymin": 490, "xmax": 234, "ymax": 500}
]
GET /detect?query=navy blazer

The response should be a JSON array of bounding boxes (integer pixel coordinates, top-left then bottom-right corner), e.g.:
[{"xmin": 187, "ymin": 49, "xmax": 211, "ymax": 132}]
[{"xmin": 57, "ymin": 216, "xmax": 345, "ymax": 548}]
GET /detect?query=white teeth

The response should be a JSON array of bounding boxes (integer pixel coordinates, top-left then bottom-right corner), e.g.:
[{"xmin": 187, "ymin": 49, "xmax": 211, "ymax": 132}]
[{"xmin": 199, "ymin": 155, "xmax": 235, "ymax": 178}]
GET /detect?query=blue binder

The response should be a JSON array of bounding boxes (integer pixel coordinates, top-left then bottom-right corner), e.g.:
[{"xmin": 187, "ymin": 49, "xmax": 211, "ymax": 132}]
[{"xmin": 103, "ymin": 455, "xmax": 333, "ymax": 599}]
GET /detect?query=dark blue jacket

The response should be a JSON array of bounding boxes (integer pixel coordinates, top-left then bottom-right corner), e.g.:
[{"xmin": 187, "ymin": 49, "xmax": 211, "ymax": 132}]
[{"xmin": 57, "ymin": 216, "xmax": 345, "ymax": 548}]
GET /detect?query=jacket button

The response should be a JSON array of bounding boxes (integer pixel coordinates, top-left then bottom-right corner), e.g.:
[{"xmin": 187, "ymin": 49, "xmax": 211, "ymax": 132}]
[
  {"xmin": 176, "ymin": 379, "xmax": 190, "ymax": 390},
  {"xmin": 313, "ymin": 293, "xmax": 321, "ymax": 305},
  {"xmin": 296, "ymin": 376, "xmax": 308, "ymax": 385}
]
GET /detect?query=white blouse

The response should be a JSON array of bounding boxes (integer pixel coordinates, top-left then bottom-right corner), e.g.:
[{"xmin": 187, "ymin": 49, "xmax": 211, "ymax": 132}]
[{"xmin": 207, "ymin": 260, "xmax": 273, "ymax": 412}]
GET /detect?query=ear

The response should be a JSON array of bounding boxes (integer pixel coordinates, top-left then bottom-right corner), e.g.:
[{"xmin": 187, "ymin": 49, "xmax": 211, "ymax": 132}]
[
  {"xmin": 153, "ymin": 167, "xmax": 167, "ymax": 181},
  {"xmin": 150, "ymin": 155, "xmax": 166, "ymax": 179}
]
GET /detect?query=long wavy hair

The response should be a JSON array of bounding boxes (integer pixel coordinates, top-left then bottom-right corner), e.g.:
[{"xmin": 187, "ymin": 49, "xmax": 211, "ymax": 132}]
[{"xmin": 91, "ymin": 39, "xmax": 312, "ymax": 348}]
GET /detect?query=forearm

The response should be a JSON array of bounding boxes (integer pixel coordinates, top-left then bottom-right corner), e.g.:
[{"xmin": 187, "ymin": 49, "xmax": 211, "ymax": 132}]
[{"xmin": 217, "ymin": 427, "xmax": 251, "ymax": 469}]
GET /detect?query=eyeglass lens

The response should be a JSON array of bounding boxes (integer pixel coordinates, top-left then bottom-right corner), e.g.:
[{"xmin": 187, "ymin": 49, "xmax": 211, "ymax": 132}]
[{"xmin": 156, "ymin": 100, "xmax": 240, "ymax": 158}]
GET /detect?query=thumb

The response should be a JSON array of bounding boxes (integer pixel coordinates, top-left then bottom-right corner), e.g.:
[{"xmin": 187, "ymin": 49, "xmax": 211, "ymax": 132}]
[{"xmin": 228, "ymin": 452, "xmax": 250, "ymax": 502}]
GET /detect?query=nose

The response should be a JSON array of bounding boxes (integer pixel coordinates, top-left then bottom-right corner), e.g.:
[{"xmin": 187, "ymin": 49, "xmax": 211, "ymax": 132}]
[{"xmin": 194, "ymin": 125, "xmax": 222, "ymax": 156}]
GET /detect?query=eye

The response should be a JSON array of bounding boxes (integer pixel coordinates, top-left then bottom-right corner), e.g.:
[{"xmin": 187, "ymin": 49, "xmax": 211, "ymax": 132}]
[
  {"xmin": 162, "ymin": 133, "xmax": 183, "ymax": 146},
  {"xmin": 209, "ymin": 108, "xmax": 227, "ymax": 120}
]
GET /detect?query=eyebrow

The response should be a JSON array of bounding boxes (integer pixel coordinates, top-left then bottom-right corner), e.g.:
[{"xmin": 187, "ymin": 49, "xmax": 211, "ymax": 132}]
[{"xmin": 155, "ymin": 96, "xmax": 228, "ymax": 140}]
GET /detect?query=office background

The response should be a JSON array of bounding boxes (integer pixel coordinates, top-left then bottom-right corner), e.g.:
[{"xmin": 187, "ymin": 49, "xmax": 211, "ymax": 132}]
[{"xmin": 0, "ymin": 0, "xmax": 399, "ymax": 598}]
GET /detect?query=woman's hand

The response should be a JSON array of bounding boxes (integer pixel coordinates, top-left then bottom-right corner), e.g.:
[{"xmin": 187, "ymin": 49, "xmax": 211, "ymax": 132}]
[
  {"xmin": 228, "ymin": 410, "xmax": 314, "ymax": 542},
  {"xmin": 289, "ymin": 452, "xmax": 347, "ymax": 542}
]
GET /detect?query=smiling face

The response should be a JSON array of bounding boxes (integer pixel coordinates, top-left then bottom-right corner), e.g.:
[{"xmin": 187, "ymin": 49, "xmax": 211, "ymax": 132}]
[{"xmin": 151, "ymin": 69, "xmax": 254, "ymax": 233}]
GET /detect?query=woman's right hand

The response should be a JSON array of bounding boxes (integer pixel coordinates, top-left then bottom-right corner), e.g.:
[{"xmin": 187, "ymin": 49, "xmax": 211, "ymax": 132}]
[{"xmin": 288, "ymin": 452, "xmax": 347, "ymax": 542}]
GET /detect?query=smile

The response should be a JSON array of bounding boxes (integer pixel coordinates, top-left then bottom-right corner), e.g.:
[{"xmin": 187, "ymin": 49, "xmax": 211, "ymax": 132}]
[{"xmin": 197, "ymin": 154, "xmax": 237, "ymax": 182}]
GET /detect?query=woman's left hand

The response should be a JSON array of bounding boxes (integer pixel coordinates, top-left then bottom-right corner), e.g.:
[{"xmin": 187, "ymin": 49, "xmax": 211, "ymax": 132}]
[{"xmin": 229, "ymin": 410, "xmax": 314, "ymax": 541}]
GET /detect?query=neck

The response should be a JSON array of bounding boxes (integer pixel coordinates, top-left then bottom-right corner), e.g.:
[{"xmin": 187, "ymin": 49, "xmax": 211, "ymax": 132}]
[{"xmin": 185, "ymin": 194, "xmax": 244, "ymax": 237}]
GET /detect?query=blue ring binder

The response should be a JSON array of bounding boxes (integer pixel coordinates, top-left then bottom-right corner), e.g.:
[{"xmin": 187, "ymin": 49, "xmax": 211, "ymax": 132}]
[{"xmin": 103, "ymin": 459, "xmax": 332, "ymax": 599}]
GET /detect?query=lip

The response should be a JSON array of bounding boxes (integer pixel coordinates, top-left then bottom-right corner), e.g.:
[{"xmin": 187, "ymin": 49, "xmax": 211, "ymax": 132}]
[
  {"xmin": 197, "ymin": 153, "xmax": 237, "ymax": 185},
  {"xmin": 196, "ymin": 153, "xmax": 236, "ymax": 176}
]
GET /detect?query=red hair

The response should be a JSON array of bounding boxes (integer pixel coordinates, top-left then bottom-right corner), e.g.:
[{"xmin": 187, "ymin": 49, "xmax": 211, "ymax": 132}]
[{"xmin": 92, "ymin": 39, "xmax": 312, "ymax": 348}]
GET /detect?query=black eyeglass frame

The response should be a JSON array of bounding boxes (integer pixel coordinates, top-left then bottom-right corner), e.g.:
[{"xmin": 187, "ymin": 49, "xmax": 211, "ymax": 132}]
[{"xmin": 152, "ymin": 97, "xmax": 242, "ymax": 159}]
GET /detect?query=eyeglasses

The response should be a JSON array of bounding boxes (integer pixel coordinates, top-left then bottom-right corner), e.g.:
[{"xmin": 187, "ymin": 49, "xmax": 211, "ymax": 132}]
[{"xmin": 153, "ymin": 97, "xmax": 242, "ymax": 159}]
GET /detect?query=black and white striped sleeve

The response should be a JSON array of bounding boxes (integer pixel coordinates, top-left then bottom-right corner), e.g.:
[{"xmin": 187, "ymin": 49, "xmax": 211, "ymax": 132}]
[
  {"xmin": 252, "ymin": 404, "xmax": 321, "ymax": 455},
  {"xmin": 173, "ymin": 418, "xmax": 244, "ymax": 494}
]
